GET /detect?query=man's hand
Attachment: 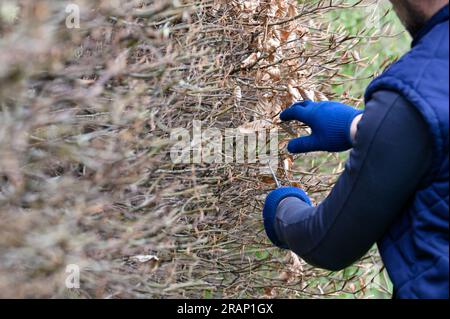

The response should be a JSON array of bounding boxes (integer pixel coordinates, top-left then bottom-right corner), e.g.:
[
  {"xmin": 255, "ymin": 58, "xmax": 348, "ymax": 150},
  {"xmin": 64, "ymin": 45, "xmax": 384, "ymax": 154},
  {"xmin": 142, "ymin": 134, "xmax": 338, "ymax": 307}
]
[
  {"xmin": 280, "ymin": 101, "xmax": 364, "ymax": 153},
  {"xmin": 263, "ymin": 186, "xmax": 312, "ymax": 249}
]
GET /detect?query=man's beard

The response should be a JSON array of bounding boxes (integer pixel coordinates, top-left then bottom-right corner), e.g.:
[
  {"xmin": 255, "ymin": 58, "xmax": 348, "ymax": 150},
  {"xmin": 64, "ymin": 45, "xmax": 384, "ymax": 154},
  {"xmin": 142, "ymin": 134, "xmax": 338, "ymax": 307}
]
[{"xmin": 401, "ymin": 1, "xmax": 429, "ymax": 36}]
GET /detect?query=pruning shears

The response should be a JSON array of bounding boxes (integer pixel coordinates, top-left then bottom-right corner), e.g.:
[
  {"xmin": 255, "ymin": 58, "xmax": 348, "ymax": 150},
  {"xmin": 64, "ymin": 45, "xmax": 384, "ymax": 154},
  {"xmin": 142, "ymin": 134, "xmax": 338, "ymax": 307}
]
[{"xmin": 268, "ymin": 165, "xmax": 282, "ymax": 189}]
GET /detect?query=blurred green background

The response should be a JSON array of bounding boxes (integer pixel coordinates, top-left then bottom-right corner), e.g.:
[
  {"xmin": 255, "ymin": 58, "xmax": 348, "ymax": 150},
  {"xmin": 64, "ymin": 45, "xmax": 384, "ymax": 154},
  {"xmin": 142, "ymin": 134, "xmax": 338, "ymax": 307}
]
[{"xmin": 326, "ymin": 0, "xmax": 411, "ymax": 101}]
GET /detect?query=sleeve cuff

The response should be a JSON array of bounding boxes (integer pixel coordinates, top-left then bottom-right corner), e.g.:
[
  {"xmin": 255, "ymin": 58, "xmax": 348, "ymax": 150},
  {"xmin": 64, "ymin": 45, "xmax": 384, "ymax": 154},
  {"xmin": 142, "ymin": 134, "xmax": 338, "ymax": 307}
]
[
  {"xmin": 326, "ymin": 110, "xmax": 364, "ymax": 152},
  {"xmin": 346, "ymin": 110, "xmax": 364, "ymax": 147},
  {"xmin": 263, "ymin": 187, "xmax": 312, "ymax": 249}
]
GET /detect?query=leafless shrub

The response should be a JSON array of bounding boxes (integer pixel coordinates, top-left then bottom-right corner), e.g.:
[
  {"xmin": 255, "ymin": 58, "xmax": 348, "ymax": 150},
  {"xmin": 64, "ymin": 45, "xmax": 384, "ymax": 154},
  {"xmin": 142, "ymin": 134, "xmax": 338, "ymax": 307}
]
[{"xmin": 0, "ymin": 0, "xmax": 389, "ymax": 298}]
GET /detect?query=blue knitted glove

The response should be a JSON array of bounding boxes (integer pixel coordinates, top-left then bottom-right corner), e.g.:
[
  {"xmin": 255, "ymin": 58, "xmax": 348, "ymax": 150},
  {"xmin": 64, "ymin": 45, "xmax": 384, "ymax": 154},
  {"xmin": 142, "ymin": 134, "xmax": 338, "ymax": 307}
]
[
  {"xmin": 280, "ymin": 101, "xmax": 363, "ymax": 153},
  {"xmin": 263, "ymin": 187, "xmax": 312, "ymax": 249}
]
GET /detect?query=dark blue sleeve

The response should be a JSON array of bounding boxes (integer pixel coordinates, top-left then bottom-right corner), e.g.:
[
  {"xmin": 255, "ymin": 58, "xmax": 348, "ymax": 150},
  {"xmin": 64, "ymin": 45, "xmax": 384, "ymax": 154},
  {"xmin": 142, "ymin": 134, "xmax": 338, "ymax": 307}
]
[{"xmin": 274, "ymin": 90, "xmax": 432, "ymax": 270}]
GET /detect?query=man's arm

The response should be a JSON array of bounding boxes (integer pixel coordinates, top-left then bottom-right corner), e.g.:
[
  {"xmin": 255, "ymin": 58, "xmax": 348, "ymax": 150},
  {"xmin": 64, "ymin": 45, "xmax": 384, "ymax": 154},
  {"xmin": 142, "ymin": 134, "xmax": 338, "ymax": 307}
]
[{"xmin": 272, "ymin": 90, "xmax": 432, "ymax": 270}]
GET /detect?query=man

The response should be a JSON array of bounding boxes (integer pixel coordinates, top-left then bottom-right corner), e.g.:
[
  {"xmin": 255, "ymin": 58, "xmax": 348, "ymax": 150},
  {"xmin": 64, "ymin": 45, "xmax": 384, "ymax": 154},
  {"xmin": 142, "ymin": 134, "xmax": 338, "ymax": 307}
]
[{"xmin": 263, "ymin": 1, "xmax": 449, "ymax": 299}]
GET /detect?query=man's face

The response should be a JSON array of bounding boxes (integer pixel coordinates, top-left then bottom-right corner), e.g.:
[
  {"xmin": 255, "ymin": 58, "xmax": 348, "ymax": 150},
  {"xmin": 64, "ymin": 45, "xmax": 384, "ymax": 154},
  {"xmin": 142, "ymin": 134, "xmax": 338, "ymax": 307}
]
[
  {"xmin": 390, "ymin": 0, "xmax": 448, "ymax": 35},
  {"xmin": 390, "ymin": 0, "xmax": 428, "ymax": 35}
]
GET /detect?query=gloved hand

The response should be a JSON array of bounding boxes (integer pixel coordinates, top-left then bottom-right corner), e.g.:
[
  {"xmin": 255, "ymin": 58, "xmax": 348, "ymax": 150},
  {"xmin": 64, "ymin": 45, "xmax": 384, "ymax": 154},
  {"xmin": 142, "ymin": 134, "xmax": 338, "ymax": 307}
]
[
  {"xmin": 263, "ymin": 186, "xmax": 312, "ymax": 249},
  {"xmin": 280, "ymin": 100, "xmax": 364, "ymax": 153}
]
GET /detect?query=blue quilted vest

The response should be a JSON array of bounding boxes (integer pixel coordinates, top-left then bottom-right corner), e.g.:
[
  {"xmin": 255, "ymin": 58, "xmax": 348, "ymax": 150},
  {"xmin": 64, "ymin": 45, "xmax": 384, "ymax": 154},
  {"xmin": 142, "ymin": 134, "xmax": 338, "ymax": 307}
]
[{"xmin": 365, "ymin": 5, "xmax": 449, "ymax": 299}]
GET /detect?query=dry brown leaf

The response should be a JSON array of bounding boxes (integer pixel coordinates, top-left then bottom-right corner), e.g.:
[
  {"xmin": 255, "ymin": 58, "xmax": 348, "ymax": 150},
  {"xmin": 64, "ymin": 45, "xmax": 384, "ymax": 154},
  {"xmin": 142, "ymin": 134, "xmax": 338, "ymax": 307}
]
[
  {"xmin": 265, "ymin": 38, "xmax": 281, "ymax": 52},
  {"xmin": 234, "ymin": 86, "xmax": 242, "ymax": 106},
  {"xmin": 241, "ymin": 52, "xmax": 261, "ymax": 68},
  {"xmin": 241, "ymin": 0, "xmax": 260, "ymax": 13},
  {"xmin": 266, "ymin": 67, "xmax": 281, "ymax": 81},
  {"xmin": 238, "ymin": 120, "xmax": 273, "ymax": 133},
  {"xmin": 287, "ymin": 83, "xmax": 302, "ymax": 101},
  {"xmin": 131, "ymin": 255, "xmax": 159, "ymax": 263},
  {"xmin": 297, "ymin": 87, "xmax": 316, "ymax": 101},
  {"xmin": 315, "ymin": 91, "xmax": 329, "ymax": 101}
]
